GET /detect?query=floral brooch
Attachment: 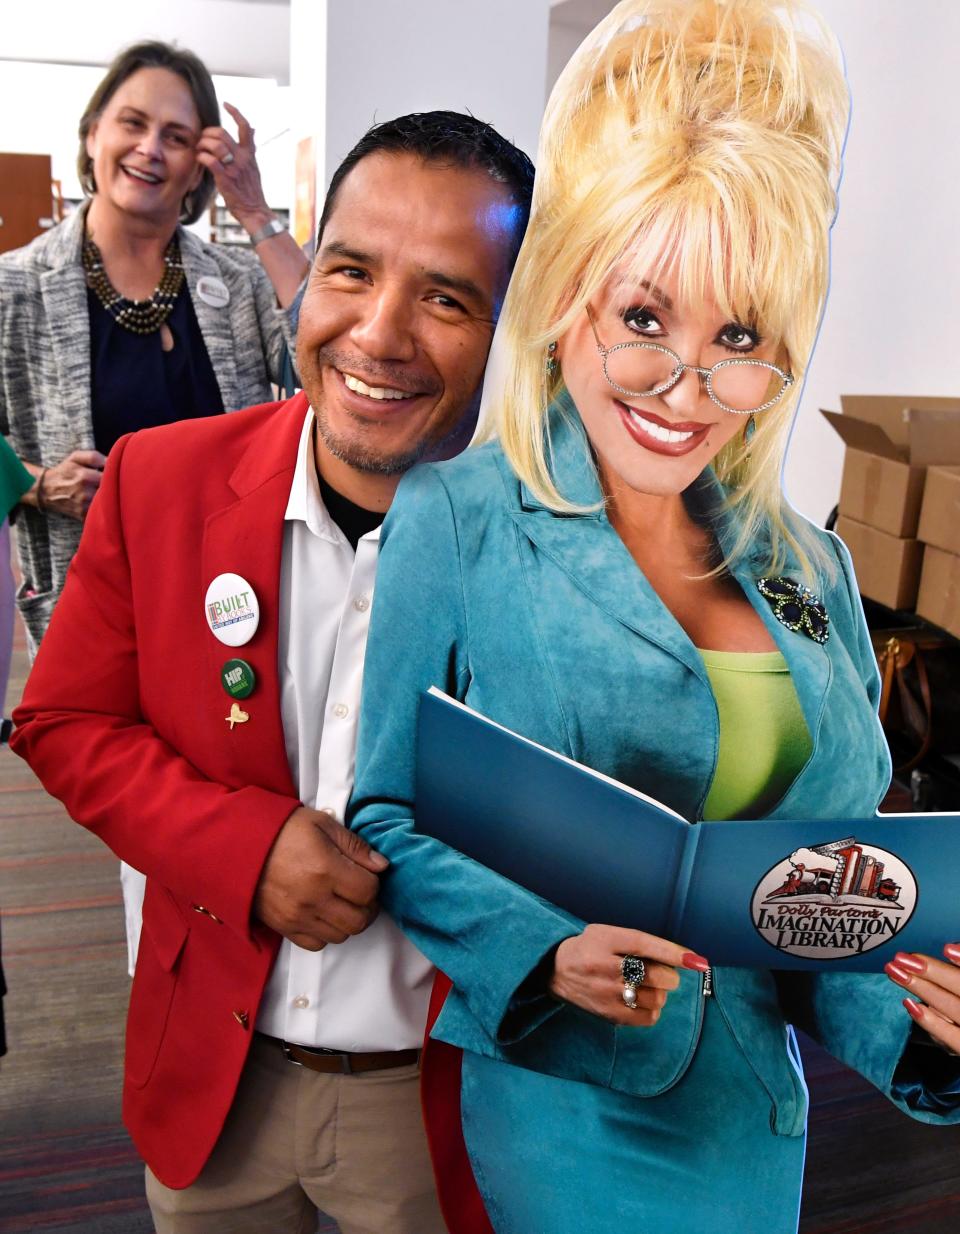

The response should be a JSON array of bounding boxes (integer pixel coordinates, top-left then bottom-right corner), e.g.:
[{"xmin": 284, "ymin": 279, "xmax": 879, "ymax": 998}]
[{"xmin": 757, "ymin": 577, "xmax": 830, "ymax": 644}]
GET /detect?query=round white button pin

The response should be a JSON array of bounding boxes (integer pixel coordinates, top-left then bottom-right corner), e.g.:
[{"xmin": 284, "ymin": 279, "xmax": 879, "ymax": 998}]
[
  {"xmin": 196, "ymin": 276, "xmax": 230, "ymax": 308},
  {"xmin": 205, "ymin": 573, "xmax": 260, "ymax": 647}
]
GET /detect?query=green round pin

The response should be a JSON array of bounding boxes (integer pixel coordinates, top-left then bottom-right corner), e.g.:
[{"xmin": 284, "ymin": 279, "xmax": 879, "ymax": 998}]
[{"xmin": 221, "ymin": 658, "xmax": 256, "ymax": 700}]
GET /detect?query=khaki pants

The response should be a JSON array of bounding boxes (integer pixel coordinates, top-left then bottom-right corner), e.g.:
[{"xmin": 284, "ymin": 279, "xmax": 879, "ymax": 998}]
[{"xmin": 146, "ymin": 1033, "xmax": 446, "ymax": 1234}]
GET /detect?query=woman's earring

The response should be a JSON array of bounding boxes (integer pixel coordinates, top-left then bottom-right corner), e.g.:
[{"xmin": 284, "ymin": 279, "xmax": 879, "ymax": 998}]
[
  {"xmin": 742, "ymin": 414, "xmax": 756, "ymax": 447},
  {"xmin": 545, "ymin": 341, "xmax": 558, "ymax": 377}
]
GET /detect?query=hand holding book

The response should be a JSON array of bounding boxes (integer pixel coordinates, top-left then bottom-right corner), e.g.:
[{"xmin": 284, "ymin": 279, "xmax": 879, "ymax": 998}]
[
  {"xmin": 550, "ymin": 924, "xmax": 709, "ymax": 1026},
  {"xmin": 886, "ymin": 946, "xmax": 960, "ymax": 1051}
]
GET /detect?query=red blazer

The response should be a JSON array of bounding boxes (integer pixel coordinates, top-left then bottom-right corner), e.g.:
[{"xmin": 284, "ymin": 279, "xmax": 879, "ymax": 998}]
[{"xmin": 12, "ymin": 396, "xmax": 309, "ymax": 1187}]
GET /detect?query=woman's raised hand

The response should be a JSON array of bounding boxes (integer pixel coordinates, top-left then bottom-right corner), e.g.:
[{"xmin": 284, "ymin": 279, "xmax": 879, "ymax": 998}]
[
  {"xmin": 885, "ymin": 946, "xmax": 960, "ymax": 1053},
  {"xmin": 550, "ymin": 923, "xmax": 709, "ymax": 1027},
  {"xmin": 196, "ymin": 101, "xmax": 309, "ymax": 308},
  {"xmin": 196, "ymin": 102, "xmax": 271, "ymax": 232}
]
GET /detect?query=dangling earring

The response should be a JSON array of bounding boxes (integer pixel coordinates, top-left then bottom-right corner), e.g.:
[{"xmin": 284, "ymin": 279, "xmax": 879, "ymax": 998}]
[
  {"xmin": 545, "ymin": 341, "xmax": 558, "ymax": 377},
  {"xmin": 742, "ymin": 414, "xmax": 756, "ymax": 447}
]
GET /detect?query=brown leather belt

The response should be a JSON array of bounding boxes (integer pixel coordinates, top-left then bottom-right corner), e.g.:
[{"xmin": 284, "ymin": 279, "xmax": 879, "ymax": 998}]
[{"xmin": 257, "ymin": 1032, "xmax": 420, "ymax": 1075}]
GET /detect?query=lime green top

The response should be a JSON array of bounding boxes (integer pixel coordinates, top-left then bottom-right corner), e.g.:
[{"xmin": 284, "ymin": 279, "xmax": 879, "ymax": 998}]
[{"xmin": 699, "ymin": 649, "xmax": 812, "ymax": 821}]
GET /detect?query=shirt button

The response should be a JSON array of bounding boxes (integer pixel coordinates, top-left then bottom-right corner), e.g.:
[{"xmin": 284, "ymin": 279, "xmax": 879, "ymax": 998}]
[
  {"xmin": 319, "ymin": 806, "xmax": 337, "ymax": 819},
  {"xmin": 353, "ymin": 596, "xmax": 370, "ymax": 613},
  {"xmin": 292, "ymin": 995, "xmax": 310, "ymax": 1010},
  {"xmin": 332, "ymin": 702, "xmax": 349, "ymax": 720}
]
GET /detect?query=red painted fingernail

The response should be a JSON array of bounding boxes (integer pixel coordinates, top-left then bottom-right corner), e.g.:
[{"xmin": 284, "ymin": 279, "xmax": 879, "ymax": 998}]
[
  {"xmin": 893, "ymin": 952, "xmax": 926, "ymax": 974},
  {"xmin": 885, "ymin": 961, "xmax": 912, "ymax": 985},
  {"xmin": 681, "ymin": 952, "xmax": 710, "ymax": 972},
  {"xmin": 903, "ymin": 998, "xmax": 925, "ymax": 1023},
  {"xmin": 944, "ymin": 943, "xmax": 960, "ymax": 964}
]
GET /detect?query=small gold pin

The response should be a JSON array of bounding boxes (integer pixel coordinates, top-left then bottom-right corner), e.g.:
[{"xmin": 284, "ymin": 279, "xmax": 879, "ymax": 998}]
[{"xmin": 225, "ymin": 702, "xmax": 250, "ymax": 730}]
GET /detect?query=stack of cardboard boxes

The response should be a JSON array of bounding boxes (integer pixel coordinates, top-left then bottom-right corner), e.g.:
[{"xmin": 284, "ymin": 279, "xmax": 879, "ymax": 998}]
[{"xmin": 823, "ymin": 395, "xmax": 960, "ymax": 628}]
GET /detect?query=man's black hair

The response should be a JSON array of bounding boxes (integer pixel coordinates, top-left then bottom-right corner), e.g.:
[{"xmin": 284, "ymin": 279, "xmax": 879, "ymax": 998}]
[{"xmin": 316, "ymin": 110, "xmax": 535, "ymax": 255}]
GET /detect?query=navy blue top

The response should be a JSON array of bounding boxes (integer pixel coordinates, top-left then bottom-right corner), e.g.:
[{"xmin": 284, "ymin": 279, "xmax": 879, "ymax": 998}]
[{"xmin": 88, "ymin": 285, "xmax": 224, "ymax": 455}]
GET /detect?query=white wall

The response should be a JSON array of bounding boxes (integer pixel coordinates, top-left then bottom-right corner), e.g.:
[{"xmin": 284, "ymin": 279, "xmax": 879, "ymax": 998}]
[
  {"xmin": 783, "ymin": 0, "xmax": 960, "ymax": 524},
  {"xmin": 2, "ymin": 0, "xmax": 290, "ymax": 82},
  {"xmin": 288, "ymin": 0, "xmax": 551, "ymax": 262},
  {"xmin": 544, "ymin": 0, "xmax": 960, "ymax": 525},
  {"xmin": 546, "ymin": 19, "xmax": 589, "ymax": 117},
  {"xmin": 322, "ymin": 0, "xmax": 550, "ymax": 186}
]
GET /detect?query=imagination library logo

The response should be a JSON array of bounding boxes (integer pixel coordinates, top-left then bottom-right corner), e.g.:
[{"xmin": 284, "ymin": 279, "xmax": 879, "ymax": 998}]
[{"xmin": 750, "ymin": 837, "xmax": 917, "ymax": 960}]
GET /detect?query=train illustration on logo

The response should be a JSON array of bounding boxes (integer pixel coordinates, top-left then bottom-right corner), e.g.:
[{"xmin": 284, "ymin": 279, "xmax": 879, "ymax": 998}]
[{"xmin": 767, "ymin": 839, "xmax": 902, "ymax": 905}]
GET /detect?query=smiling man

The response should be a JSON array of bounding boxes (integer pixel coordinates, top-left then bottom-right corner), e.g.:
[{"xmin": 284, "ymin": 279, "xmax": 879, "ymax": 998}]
[
  {"xmin": 299, "ymin": 140, "xmax": 520, "ymax": 502},
  {"xmin": 12, "ymin": 112, "xmax": 533, "ymax": 1234}
]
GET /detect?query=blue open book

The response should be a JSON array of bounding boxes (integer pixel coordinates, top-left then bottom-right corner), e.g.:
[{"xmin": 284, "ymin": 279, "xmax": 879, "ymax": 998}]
[{"xmin": 415, "ymin": 688, "xmax": 960, "ymax": 971}]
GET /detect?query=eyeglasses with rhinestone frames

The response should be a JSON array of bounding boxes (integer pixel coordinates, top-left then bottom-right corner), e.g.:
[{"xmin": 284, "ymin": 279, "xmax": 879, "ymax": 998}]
[{"xmin": 585, "ymin": 305, "xmax": 794, "ymax": 416}]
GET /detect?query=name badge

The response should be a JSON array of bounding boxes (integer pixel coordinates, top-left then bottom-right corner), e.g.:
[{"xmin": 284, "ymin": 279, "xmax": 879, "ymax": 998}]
[{"xmin": 196, "ymin": 276, "xmax": 230, "ymax": 308}]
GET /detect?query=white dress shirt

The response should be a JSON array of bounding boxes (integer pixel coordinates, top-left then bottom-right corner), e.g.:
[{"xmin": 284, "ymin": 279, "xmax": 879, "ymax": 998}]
[{"xmin": 254, "ymin": 410, "xmax": 434, "ymax": 1049}]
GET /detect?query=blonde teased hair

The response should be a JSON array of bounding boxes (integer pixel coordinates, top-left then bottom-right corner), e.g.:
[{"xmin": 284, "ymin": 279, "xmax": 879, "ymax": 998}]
[{"xmin": 481, "ymin": 0, "xmax": 849, "ymax": 579}]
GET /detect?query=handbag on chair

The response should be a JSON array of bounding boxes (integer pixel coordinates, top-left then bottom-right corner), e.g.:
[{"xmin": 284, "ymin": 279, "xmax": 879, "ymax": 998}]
[{"xmin": 872, "ymin": 628, "xmax": 960, "ymax": 775}]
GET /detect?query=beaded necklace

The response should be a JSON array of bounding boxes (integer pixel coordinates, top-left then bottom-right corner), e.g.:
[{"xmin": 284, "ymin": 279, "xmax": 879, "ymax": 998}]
[{"xmin": 82, "ymin": 233, "xmax": 185, "ymax": 335}]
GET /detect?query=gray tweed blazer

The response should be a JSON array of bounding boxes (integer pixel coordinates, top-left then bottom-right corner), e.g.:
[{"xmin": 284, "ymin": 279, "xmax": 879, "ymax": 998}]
[{"xmin": 0, "ymin": 206, "xmax": 301, "ymax": 654}]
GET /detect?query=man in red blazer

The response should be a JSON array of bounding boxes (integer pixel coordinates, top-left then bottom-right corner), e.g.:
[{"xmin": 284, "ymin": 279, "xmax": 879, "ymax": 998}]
[{"xmin": 12, "ymin": 112, "xmax": 532, "ymax": 1233}]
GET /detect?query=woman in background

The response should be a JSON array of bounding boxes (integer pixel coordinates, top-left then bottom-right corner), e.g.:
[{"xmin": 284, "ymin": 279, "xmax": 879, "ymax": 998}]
[
  {"xmin": 0, "ymin": 39, "xmax": 307, "ymax": 656},
  {"xmin": 0, "ymin": 40, "xmax": 309, "ymax": 972},
  {"xmin": 350, "ymin": 2, "xmax": 960, "ymax": 1231}
]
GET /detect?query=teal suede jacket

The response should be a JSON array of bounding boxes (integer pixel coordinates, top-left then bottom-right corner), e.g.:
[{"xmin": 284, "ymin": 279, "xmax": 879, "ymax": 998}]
[{"xmin": 350, "ymin": 404, "xmax": 955, "ymax": 1136}]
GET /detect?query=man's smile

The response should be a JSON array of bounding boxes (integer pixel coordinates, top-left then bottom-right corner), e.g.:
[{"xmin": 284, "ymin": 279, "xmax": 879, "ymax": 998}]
[{"xmin": 339, "ymin": 372, "xmax": 420, "ymax": 402}]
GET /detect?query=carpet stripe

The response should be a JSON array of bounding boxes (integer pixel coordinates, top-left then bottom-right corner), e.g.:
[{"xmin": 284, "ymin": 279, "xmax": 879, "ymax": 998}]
[{"xmin": 2, "ymin": 896, "xmax": 122, "ymax": 917}]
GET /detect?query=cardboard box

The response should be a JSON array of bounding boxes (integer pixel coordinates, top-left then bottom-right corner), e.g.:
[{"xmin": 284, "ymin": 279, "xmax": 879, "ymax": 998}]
[
  {"xmin": 839, "ymin": 448, "xmax": 926, "ymax": 537},
  {"xmin": 918, "ymin": 466, "xmax": 960, "ymax": 556},
  {"xmin": 916, "ymin": 545, "xmax": 960, "ymax": 640},
  {"xmin": 836, "ymin": 515, "xmax": 924, "ymax": 612},
  {"xmin": 822, "ymin": 395, "xmax": 960, "ymax": 537}
]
